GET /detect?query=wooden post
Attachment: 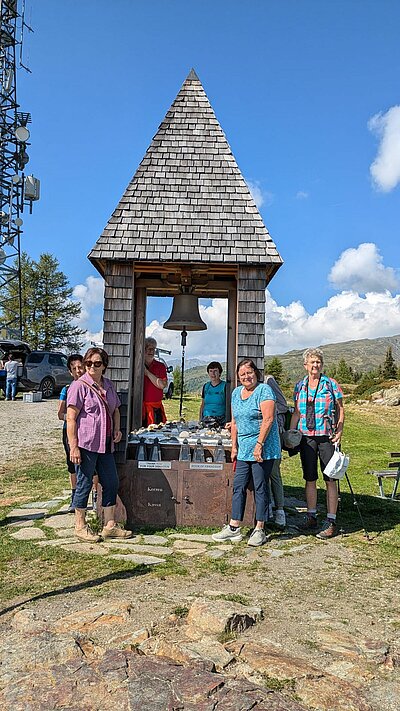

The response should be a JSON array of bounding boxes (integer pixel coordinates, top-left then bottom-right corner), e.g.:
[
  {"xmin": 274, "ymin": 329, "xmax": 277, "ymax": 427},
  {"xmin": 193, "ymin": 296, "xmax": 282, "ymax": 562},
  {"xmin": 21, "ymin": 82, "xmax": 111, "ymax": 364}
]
[
  {"xmin": 226, "ymin": 287, "xmax": 237, "ymax": 419},
  {"xmin": 132, "ymin": 287, "xmax": 146, "ymax": 429}
]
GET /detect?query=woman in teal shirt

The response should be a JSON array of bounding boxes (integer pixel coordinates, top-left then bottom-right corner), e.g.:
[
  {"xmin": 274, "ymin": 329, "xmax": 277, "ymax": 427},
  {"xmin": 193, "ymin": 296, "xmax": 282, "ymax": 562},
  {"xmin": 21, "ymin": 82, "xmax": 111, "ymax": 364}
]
[
  {"xmin": 199, "ymin": 361, "xmax": 226, "ymax": 424},
  {"xmin": 212, "ymin": 358, "xmax": 281, "ymax": 547}
]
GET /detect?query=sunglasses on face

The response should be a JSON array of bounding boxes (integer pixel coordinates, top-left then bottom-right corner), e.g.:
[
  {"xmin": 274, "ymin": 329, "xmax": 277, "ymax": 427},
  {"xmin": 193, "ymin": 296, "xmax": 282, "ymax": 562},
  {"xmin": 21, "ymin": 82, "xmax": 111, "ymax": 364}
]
[{"xmin": 85, "ymin": 360, "xmax": 103, "ymax": 368}]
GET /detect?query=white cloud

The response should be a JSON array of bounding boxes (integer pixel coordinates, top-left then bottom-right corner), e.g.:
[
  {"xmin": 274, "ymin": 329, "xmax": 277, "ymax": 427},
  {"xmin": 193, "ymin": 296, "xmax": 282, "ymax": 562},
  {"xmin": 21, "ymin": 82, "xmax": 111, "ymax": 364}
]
[
  {"xmin": 295, "ymin": 190, "xmax": 309, "ymax": 200},
  {"xmin": 264, "ymin": 289, "xmax": 400, "ymax": 354},
  {"xmin": 369, "ymin": 105, "xmax": 400, "ymax": 191},
  {"xmin": 245, "ymin": 179, "xmax": 273, "ymax": 209},
  {"xmin": 328, "ymin": 243, "xmax": 399, "ymax": 294},
  {"xmin": 72, "ymin": 275, "xmax": 104, "ymax": 352}
]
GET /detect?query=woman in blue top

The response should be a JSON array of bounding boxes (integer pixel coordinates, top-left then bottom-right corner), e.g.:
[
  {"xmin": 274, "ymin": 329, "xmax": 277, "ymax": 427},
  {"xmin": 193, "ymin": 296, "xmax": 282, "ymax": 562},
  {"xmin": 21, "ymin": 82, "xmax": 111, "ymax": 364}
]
[
  {"xmin": 212, "ymin": 358, "xmax": 281, "ymax": 547},
  {"xmin": 199, "ymin": 361, "xmax": 226, "ymax": 424}
]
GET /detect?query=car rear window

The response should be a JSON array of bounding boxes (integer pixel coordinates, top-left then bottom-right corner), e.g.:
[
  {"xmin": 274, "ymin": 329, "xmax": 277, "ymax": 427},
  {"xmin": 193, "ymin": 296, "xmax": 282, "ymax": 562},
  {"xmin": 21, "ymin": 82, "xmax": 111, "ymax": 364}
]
[
  {"xmin": 28, "ymin": 353, "xmax": 45, "ymax": 364},
  {"xmin": 49, "ymin": 354, "xmax": 64, "ymax": 367}
]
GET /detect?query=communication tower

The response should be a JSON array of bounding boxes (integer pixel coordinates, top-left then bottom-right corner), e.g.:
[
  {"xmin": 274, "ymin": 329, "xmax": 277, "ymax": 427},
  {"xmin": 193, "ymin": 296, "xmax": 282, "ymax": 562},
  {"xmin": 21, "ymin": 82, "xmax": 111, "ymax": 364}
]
[{"xmin": 0, "ymin": 0, "xmax": 39, "ymax": 339}]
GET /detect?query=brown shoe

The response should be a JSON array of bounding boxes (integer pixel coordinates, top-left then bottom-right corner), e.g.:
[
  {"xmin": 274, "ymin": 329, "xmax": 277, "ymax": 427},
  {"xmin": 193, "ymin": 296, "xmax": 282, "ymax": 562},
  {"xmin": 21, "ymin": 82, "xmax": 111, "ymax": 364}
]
[
  {"xmin": 101, "ymin": 524, "xmax": 132, "ymax": 539},
  {"xmin": 316, "ymin": 519, "xmax": 337, "ymax": 540},
  {"xmin": 299, "ymin": 515, "xmax": 318, "ymax": 531},
  {"xmin": 75, "ymin": 525, "xmax": 101, "ymax": 543}
]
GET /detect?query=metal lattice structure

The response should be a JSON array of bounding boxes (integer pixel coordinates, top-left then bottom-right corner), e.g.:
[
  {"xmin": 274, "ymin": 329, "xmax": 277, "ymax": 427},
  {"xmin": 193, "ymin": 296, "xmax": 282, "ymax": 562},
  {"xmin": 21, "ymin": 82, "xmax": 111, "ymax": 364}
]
[{"xmin": 0, "ymin": 0, "xmax": 38, "ymax": 339}]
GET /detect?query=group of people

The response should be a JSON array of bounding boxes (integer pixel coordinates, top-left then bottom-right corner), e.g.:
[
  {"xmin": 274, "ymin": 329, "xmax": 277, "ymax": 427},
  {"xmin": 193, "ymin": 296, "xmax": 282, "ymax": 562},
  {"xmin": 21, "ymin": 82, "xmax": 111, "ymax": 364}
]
[
  {"xmin": 212, "ymin": 347, "xmax": 344, "ymax": 545},
  {"xmin": 59, "ymin": 340, "xmax": 344, "ymax": 545}
]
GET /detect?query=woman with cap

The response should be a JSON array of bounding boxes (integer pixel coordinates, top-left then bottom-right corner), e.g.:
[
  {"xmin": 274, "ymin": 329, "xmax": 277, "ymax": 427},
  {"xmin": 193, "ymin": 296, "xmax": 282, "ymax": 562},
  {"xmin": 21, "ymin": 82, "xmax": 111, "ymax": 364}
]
[
  {"xmin": 289, "ymin": 348, "xmax": 344, "ymax": 540},
  {"xmin": 212, "ymin": 358, "xmax": 281, "ymax": 547}
]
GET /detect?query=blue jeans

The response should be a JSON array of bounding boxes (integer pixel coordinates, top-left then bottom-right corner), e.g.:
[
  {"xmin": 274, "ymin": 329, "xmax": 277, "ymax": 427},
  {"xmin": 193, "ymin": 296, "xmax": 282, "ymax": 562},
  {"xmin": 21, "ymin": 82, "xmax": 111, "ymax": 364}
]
[
  {"xmin": 231, "ymin": 459, "xmax": 273, "ymax": 523},
  {"xmin": 6, "ymin": 377, "xmax": 17, "ymax": 400},
  {"xmin": 74, "ymin": 447, "xmax": 119, "ymax": 509}
]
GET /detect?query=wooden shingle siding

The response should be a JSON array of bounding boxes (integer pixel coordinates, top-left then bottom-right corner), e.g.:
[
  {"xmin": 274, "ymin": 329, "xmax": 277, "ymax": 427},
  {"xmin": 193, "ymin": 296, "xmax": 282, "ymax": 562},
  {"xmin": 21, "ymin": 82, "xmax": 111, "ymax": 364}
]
[
  {"xmin": 237, "ymin": 266, "xmax": 266, "ymax": 374},
  {"xmin": 103, "ymin": 261, "xmax": 135, "ymax": 461}
]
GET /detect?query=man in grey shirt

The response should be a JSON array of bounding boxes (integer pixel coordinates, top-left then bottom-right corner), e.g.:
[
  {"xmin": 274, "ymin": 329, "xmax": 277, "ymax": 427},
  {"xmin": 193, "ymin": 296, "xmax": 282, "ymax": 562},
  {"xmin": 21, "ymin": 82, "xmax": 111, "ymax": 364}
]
[{"xmin": 5, "ymin": 353, "xmax": 19, "ymax": 400}]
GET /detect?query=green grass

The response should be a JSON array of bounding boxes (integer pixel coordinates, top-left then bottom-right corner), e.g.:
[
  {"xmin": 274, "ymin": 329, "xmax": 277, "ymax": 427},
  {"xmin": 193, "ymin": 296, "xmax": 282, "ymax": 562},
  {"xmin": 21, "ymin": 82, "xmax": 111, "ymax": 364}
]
[{"xmin": 164, "ymin": 394, "xmax": 202, "ymax": 422}]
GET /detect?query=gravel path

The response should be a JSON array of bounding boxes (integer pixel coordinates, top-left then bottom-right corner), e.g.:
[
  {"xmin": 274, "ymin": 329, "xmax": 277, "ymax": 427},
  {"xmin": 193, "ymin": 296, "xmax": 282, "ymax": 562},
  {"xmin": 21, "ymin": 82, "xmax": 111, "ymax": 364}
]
[{"xmin": 0, "ymin": 399, "xmax": 63, "ymax": 468}]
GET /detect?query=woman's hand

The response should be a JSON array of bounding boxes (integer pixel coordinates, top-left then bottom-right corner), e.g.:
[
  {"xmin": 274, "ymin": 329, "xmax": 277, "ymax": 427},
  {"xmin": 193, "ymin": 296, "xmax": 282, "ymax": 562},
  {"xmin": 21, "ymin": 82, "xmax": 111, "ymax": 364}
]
[
  {"xmin": 231, "ymin": 445, "xmax": 238, "ymax": 461},
  {"xmin": 70, "ymin": 445, "xmax": 81, "ymax": 465},
  {"xmin": 114, "ymin": 430, "xmax": 122, "ymax": 444},
  {"xmin": 253, "ymin": 442, "xmax": 263, "ymax": 463}
]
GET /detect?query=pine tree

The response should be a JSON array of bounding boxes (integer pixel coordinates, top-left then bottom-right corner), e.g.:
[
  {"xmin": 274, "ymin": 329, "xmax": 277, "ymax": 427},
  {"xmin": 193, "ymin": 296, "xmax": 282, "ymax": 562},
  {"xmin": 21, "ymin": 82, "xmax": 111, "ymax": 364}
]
[
  {"xmin": 335, "ymin": 358, "xmax": 353, "ymax": 384},
  {"xmin": 382, "ymin": 346, "xmax": 397, "ymax": 380},
  {"xmin": 265, "ymin": 356, "xmax": 283, "ymax": 383},
  {"xmin": 0, "ymin": 252, "xmax": 85, "ymax": 350}
]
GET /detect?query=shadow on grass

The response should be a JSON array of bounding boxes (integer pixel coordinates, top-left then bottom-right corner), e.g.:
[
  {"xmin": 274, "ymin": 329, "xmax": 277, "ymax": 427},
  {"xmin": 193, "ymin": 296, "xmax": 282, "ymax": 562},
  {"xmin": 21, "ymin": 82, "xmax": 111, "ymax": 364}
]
[{"xmin": 0, "ymin": 565, "xmax": 149, "ymax": 618}]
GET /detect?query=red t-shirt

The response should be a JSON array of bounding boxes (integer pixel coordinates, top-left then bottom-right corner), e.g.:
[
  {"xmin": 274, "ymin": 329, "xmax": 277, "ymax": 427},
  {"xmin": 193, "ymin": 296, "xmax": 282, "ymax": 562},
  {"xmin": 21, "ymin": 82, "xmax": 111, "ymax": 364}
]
[{"xmin": 143, "ymin": 359, "xmax": 167, "ymax": 403}]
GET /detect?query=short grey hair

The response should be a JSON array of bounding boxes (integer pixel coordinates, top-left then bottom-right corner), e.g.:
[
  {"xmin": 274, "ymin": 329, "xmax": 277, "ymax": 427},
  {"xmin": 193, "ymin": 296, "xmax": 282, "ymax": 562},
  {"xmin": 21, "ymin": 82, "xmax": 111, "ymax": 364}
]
[
  {"xmin": 145, "ymin": 336, "xmax": 157, "ymax": 349},
  {"xmin": 303, "ymin": 347, "xmax": 324, "ymax": 365}
]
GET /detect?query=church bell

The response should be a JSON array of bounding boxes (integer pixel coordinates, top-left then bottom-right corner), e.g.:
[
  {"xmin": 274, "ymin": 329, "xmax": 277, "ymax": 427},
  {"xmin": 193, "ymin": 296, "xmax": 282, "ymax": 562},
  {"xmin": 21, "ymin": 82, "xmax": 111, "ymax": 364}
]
[{"xmin": 163, "ymin": 294, "xmax": 207, "ymax": 331}]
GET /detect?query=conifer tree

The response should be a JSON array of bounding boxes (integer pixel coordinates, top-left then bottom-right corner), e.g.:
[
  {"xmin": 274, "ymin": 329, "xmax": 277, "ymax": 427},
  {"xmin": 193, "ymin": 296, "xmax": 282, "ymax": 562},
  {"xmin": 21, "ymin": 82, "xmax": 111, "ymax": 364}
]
[
  {"xmin": 382, "ymin": 346, "xmax": 397, "ymax": 379},
  {"xmin": 0, "ymin": 252, "xmax": 85, "ymax": 350}
]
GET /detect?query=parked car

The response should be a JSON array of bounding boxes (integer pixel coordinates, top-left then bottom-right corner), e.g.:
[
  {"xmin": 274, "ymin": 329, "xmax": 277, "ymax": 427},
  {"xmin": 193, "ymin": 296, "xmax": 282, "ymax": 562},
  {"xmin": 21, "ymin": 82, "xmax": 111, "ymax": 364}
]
[{"xmin": 18, "ymin": 351, "xmax": 72, "ymax": 398}]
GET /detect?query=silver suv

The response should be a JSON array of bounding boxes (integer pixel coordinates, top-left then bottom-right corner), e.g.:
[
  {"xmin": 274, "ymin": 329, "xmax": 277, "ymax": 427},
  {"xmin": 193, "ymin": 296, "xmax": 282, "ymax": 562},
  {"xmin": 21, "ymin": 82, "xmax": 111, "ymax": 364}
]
[{"xmin": 19, "ymin": 351, "xmax": 72, "ymax": 398}]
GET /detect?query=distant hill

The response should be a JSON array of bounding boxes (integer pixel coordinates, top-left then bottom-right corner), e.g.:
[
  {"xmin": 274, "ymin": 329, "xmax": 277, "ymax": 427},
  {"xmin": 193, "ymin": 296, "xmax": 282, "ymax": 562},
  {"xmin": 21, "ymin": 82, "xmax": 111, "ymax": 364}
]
[{"xmin": 181, "ymin": 334, "xmax": 400, "ymax": 393}]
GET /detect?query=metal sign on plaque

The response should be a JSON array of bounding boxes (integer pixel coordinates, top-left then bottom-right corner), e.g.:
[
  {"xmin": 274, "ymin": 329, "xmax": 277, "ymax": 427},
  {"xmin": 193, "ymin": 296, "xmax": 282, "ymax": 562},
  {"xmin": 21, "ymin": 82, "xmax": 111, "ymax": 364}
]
[
  {"xmin": 189, "ymin": 463, "xmax": 224, "ymax": 471},
  {"xmin": 138, "ymin": 461, "xmax": 172, "ymax": 469}
]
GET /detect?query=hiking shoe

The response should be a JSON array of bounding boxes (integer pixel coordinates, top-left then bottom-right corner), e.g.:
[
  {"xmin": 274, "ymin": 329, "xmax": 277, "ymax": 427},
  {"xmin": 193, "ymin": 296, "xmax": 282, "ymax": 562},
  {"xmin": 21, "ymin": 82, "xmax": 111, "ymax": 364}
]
[
  {"xmin": 75, "ymin": 525, "xmax": 101, "ymax": 543},
  {"xmin": 247, "ymin": 528, "xmax": 267, "ymax": 547},
  {"xmin": 212, "ymin": 525, "xmax": 243, "ymax": 542},
  {"xmin": 316, "ymin": 519, "xmax": 337, "ymax": 540},
  {"xmin": 101, "ymin": 524, "xmax": 132, "ymax": 539},
  {"xmin": 274, "ymin": 510, "xmax": 286, "ymax": 528},
  {"xmin": 299, "ymin": 515, "xmax": 318, "ymax": 532}
]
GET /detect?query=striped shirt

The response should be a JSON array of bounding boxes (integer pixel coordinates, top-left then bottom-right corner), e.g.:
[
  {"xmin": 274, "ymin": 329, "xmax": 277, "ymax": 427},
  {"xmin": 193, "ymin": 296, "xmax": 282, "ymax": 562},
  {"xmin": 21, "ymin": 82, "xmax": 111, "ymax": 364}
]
[{"xmin": 293, "ymin": 375, "xmax": 343, "ymax": 436}]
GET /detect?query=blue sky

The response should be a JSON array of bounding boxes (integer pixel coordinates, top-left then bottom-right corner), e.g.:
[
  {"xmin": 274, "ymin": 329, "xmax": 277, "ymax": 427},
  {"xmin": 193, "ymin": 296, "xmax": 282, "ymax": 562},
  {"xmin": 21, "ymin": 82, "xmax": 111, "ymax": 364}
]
[{"xmin": 15, "ymin": 0, "xmax": 400, "ymax": 360}]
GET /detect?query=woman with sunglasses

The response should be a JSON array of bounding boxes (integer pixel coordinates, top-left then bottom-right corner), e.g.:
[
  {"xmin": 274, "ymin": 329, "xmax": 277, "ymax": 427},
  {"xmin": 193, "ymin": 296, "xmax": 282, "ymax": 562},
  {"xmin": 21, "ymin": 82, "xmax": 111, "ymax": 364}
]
[{"xmin": 67, "ymin": 347, "xmax": 132, "ymax": 542}]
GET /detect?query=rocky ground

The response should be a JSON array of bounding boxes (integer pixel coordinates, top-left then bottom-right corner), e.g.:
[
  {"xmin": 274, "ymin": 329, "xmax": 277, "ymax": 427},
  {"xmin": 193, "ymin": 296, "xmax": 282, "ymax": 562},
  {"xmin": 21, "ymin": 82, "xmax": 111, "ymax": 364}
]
[{"xmin": 0, "ymin": 399, "xmax": 399, "ymax": 710}]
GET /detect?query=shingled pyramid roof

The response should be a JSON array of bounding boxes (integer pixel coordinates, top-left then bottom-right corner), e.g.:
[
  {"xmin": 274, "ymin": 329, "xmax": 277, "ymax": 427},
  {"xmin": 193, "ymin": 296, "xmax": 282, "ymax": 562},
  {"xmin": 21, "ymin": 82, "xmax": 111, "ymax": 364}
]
[{"xmin": 89, "ymin": 69, "xmax": 282, "ymax": 273}]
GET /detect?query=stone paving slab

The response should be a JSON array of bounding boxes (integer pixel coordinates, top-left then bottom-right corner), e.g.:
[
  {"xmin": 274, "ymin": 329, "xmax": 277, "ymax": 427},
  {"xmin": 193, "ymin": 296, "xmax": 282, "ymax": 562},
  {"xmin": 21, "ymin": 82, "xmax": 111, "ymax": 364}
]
[
  {"xmin": 54, "ymin": 527, "xmax": 76, "ymax": 538},
  {"xmin": 109, "ymin": 553, "xmax": 166, "ymax": 565},
  {"xmin": 172, "ymin": 540, "xmax": 209, "ymax": 551},
  {"xmin": 168, "ymin": 533, "xmax": 215, "ymax": 543},
  {"xmin": 58, "ymin": 542, "xmax": 111, "ymax": 556},
  {"xmin": 42, "ymin": 513, "xmax": 75, "ymax": 529},
  {"xmin": 5, "ymin": 508, "xmax": 47, "ymax": 520},
  {"xmin": 10, "ymin": 527, "xmax": 46, "ymax": 540},
  {"xmin": 206, "ymin": 549, "xmax": 226, "ymax": 559},
  {"xmin": 19, "ymin": 500, "xmax": 62, "ymax": 510},
  {"xmin": 7, "ymin": 519, "xmax": 35, "ymax": 527},
  {"xmin": 142, "ymin": 534, "xmax": 169, "ymax": 545},
  {"xmin": 103, "ymin": 543, "xmax": 173, "ymax": 556},
  {"xmin": 37, "ymin": 538, "xmax": 78, "ymax": 547}
]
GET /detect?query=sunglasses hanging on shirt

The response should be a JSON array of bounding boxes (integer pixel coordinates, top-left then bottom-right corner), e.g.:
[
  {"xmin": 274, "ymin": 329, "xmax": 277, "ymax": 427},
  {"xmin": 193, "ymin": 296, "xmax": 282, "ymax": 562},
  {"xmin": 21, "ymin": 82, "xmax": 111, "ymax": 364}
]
[{"xmin": 305, "ymin": 375, "xmax": 321, "ymax": 430}]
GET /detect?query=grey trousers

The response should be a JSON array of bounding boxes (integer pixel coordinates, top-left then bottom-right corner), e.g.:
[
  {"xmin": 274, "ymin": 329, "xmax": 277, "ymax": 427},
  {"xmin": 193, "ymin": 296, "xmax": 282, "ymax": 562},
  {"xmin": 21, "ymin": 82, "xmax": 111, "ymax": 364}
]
[{"xmin": 269, "ymin": 458, "xmax": 284, "ymax": 509}]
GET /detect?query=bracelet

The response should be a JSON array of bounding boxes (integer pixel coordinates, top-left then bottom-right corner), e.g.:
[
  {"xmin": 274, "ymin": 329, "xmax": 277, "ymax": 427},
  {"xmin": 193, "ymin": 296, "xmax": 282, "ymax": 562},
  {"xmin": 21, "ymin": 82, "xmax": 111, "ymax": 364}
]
[{"xmin": 257, "ymin": 441, "xmax": 264, "ymax": 446}]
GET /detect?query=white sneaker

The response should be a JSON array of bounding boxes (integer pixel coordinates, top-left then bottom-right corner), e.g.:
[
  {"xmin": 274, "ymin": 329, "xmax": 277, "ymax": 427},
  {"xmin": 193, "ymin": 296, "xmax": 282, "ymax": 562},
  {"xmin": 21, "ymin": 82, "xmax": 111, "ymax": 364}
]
[
  {"xmin": 247, "ymin": 528, "xmax": 267, "ymax": 547},
  {"xmin": 274, "ymin": 509, "xmax": 286, "ymax": 528},
  {"xmin": 212, "ymin": 525, "xmax": 243, "ymax": 542}
]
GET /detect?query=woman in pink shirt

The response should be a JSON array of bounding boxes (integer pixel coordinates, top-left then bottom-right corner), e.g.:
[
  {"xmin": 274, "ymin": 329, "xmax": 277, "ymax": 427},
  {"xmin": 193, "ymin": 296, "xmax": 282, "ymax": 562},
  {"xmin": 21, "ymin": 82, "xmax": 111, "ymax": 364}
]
[{"xmin": 67, "ymin": 347, "xmax": 132, "ymax": 542}]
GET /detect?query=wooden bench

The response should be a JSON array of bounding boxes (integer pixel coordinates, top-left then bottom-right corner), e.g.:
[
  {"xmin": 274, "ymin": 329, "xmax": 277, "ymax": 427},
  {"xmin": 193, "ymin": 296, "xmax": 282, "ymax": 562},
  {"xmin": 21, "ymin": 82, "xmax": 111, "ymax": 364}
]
[{"xmin": 370, "ymin": 452, "xmax": 400, "ymax": 499}]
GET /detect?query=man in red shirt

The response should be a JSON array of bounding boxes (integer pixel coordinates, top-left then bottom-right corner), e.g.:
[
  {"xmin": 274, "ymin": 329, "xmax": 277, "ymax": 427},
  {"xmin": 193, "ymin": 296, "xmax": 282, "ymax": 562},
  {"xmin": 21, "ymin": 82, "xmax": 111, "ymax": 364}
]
[{"xmin": 142, "ymin": 337, "xmax": 168, "ymax": 426}]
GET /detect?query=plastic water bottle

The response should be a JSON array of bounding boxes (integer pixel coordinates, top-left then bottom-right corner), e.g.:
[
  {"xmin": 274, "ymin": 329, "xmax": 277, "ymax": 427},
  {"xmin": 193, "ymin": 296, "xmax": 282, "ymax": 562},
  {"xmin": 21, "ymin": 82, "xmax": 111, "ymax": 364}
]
[
  {"xmin": 179, "ymin": 438, "xmax": 191, "ymax": 461},
  {"xmin": 192, "ymin": 438, "xmax": 205, "ymax": 462},
  {"xmin": 213, "ymin": 439, "xmax": 226, "ymax": 463},
  {"xmin": 149, "ymin": 437, "xmax": 162, "ymax": 461},
  {"xmin": 136, "ymin": 437, "xmax": 147, "ymax": 461}
]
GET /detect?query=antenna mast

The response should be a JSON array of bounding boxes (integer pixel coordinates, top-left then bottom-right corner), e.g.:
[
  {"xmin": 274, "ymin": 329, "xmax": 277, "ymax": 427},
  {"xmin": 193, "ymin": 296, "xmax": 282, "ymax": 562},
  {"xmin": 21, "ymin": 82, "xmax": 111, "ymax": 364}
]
[{"xmin": 0, "ymin": 0, "xmax": 39, "ymax": 339}]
